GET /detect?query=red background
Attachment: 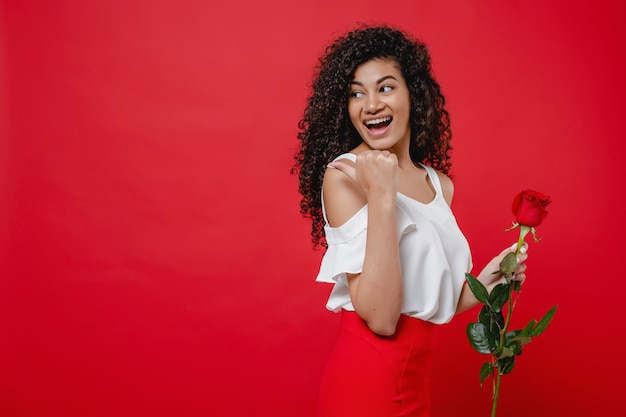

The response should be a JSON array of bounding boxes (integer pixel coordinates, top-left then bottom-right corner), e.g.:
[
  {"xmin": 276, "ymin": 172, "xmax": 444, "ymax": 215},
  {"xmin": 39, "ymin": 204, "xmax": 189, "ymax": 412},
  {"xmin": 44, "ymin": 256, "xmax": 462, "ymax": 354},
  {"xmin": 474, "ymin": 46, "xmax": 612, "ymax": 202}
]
[{"xmin": 2, "ymin": 1, "xmax": 625, "ymax": 416}]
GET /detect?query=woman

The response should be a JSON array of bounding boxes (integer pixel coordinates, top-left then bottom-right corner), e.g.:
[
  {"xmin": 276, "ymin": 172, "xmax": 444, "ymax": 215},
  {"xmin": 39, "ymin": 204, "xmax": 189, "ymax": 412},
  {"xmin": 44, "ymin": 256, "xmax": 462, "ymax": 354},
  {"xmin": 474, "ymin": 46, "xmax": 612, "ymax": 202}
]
[{"xmin": 293, "ymin": 25, "xmax": 527, "ymax": 417}]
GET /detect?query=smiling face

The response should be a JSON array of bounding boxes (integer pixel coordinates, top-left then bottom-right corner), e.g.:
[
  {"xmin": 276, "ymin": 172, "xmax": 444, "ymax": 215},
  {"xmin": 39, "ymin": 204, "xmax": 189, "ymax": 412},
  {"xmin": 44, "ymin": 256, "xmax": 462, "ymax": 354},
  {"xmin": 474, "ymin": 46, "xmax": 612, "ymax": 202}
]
[{"xmin": 348, "ymin": 59, "xmax": 411, "ymax": 153}]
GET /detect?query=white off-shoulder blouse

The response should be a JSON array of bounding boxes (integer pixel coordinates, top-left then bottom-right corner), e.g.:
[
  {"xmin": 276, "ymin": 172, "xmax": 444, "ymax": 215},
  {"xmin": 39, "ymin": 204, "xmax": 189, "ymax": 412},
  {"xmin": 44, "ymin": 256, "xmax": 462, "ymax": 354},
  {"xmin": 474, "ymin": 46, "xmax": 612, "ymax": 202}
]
[{"xmin": 316, "ymin": 153, "xmax": 472, "ymax": 324}]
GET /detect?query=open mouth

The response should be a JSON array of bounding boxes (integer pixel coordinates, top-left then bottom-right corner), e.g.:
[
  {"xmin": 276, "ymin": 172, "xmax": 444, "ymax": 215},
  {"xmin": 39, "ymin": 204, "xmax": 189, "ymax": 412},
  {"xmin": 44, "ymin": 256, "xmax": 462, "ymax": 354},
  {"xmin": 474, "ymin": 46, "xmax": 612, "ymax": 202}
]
[{"xmin": 364, "ymin": 116, "xmax": 392, "ymax": 132}]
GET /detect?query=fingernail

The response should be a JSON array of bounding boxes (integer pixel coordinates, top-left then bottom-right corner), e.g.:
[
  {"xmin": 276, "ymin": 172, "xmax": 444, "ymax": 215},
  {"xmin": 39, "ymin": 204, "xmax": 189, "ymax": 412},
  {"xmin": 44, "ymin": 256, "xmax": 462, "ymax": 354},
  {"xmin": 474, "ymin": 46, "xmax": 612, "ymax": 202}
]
[
  {"xmin": 510, "ymin": 243, "xmax": 517, "ymax": 251},
  {"xmin": 516, "ymin": 256, "xmax": 521, "ymax": 263},
  {"xmin": 326, "ymin": 163, "xmax": 336, "ymax": 169},
  {"xmin": 520, "ymin": 246, "xmax": 527, "ymax": 254}
]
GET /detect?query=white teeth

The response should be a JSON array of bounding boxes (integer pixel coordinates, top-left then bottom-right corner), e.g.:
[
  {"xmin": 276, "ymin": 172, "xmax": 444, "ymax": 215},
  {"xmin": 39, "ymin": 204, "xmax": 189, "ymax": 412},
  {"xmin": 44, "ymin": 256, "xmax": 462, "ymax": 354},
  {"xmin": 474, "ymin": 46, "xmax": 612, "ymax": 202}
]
[{"xmin": 365, "ymin": 117, "xmax": 391, "ymax": 126}]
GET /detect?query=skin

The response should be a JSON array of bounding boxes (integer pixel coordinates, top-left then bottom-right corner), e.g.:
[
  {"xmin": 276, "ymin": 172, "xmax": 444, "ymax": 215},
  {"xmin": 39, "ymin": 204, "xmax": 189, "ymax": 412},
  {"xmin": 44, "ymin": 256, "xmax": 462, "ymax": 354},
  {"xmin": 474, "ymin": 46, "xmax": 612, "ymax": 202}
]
[{"xmin": 323, "ymin": 59, "xmax": 527, "ymax": 336}]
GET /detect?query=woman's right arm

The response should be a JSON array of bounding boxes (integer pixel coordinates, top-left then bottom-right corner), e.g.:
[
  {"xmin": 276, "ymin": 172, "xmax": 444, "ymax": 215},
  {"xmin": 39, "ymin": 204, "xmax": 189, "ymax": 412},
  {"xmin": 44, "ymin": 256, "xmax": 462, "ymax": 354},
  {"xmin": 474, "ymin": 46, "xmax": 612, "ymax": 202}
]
[{"xmin": 324, "ymin": 151, "xmax": 403, "ymax": 336}]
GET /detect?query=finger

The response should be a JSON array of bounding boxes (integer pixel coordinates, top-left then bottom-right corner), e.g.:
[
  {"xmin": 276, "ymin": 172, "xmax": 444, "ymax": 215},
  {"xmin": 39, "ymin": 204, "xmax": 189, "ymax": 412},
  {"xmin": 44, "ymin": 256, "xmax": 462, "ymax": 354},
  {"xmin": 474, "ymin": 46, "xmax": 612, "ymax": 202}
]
[
  {"xmin": 501, "ymin": 242, "xmax": 529, "ymax": 259},
  {"xmin": 327, "ymin": 160, "xmax": 357, "ymax": 182},
  {"xmin": 512, "ymin": 273, "xmax": 526, "ymax": 284},
  {"xmin": 505, "ymin": 242, "xmax": 529, "ymax": 252},
  {"xmin": 512, "ymin": 263, "xmax": 527, "ymax": 282}
]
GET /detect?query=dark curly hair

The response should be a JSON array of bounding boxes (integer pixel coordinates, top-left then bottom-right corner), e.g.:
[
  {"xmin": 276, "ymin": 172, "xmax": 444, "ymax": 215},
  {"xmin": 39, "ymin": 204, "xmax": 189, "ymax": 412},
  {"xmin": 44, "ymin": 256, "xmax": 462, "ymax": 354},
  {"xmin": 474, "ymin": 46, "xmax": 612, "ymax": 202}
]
[{"xmin": 293, "ymin": 25, "xmax": 453, "ymax": 248}]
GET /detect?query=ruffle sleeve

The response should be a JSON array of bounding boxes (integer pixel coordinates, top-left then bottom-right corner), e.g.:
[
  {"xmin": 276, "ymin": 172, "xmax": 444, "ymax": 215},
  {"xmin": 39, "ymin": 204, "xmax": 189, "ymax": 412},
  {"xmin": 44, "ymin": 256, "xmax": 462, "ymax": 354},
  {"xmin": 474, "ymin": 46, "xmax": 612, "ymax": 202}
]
[{"xmin": 315, "ymin": 204, "xmax": 416, "ymax": 284}]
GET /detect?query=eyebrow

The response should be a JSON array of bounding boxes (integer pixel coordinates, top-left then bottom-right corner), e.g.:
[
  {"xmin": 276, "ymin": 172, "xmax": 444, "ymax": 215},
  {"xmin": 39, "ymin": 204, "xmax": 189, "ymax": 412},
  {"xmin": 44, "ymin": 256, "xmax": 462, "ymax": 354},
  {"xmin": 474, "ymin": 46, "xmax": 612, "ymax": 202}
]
[{"xmin": 349, "ymin": 75, "xmax": 398, "ymax": 86}]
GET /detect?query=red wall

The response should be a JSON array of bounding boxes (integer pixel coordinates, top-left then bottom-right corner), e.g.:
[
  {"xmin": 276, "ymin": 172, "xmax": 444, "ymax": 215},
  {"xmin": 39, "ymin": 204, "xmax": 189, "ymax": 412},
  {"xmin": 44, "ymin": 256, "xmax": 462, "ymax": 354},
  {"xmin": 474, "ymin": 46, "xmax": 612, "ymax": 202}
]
[{"xmin": 2, "ymin": 1, "xmax": 625, "ymax": 416}]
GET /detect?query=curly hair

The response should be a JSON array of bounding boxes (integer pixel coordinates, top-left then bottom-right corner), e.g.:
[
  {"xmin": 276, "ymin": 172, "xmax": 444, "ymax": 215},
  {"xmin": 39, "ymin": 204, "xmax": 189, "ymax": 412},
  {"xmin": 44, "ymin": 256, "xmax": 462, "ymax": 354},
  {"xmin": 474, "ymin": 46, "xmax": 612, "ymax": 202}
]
[{"xmin": 293, "ymin": 25, "xmax": 453, "ymax": 248}]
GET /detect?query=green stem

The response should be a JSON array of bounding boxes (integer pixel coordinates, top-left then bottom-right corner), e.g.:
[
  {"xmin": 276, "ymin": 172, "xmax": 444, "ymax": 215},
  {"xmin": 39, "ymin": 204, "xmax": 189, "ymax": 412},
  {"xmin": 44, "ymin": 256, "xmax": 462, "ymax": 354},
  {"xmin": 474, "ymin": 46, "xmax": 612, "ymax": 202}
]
[
  {"xmin": 516, "ymin": 226, "xmax": 531, "ymax": 255},
  {"xmin": 492, "ymin": 369, "xmax": 502, "ymax": 417},
  {"xmin": 503, "ymin": 225, "xmax": 528, "ymax": 341},
  {"xmin": 491, "ymin": 355, "xmax": 496, "ymax": 403},
  {"xmin": 493, "ymin": 284, "xmax": 513, "ymax": 417},
  {"xmin": 511, "ymin": 287, "xmax": 522, "ymax": 310},
  {"xmin": 500, "ymin": 284, "xmax": 514, "ymax": 347},
  {"xmin": 492, "ymin": 226, "xmax": 529, "ymax": 416},
  {"xmin": 515, "ymin": 232, "xmax": 524, "ymax": 255}
]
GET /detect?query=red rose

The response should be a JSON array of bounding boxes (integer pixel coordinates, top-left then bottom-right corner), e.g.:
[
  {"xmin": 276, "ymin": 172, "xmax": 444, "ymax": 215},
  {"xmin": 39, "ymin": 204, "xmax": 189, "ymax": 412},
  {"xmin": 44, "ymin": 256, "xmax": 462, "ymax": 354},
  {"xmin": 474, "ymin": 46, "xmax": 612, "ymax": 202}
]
[{"xmin": 512, "ymin": 190, "xmax": 552, "ymax": 227}]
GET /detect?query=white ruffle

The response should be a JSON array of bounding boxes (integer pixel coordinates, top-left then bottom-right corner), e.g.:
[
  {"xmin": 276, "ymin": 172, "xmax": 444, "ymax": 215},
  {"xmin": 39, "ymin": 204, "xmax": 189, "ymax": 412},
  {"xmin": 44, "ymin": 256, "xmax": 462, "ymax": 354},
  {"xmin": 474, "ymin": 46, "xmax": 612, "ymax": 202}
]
[{"xmin": 315, "ymin": 204, "xmax": 416, "ymax": 284}]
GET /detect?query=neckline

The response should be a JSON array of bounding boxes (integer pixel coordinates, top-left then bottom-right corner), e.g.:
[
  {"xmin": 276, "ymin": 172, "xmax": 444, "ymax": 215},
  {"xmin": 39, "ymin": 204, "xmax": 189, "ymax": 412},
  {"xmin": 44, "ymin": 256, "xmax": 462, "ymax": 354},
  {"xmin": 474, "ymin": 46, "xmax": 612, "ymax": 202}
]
[
  {"xmin": 397, "ymin": 190, "xmax": 437, "ymax": 206},
  {"xmin": 397, "ymin": 163, "xmax": 439, "ymax": 206},
  {"xmin": 333, "ymin": 153, "xmax": 440, "ymax": 206}
]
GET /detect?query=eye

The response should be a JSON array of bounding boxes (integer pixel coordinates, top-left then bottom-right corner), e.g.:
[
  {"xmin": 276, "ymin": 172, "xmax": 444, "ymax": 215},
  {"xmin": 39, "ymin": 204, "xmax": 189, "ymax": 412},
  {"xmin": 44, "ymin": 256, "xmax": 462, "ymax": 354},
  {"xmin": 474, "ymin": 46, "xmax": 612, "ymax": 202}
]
[
  {"xmin": 380, "ymin": 85, "xmax": 393, "ymax": 93},
  {"xmin": 350, "ymin": 91, "xmax": 364, "ymax": 99}
]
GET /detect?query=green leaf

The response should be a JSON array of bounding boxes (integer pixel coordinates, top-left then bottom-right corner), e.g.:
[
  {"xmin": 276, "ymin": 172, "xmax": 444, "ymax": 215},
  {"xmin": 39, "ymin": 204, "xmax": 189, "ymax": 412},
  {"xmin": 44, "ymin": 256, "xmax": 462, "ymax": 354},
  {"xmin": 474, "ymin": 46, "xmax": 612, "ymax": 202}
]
[
  {"xmin": 465, "ymin": 273, "xmax": 489, "ymax": 305},
  {"xmin": 479, "ymin": 305, "xmax": 504, "ymax": 335},
  {"xmin": 488, "ymin": 283, "xmax": 509, "ymax": 312},
  {"xmin": 499, "ymin": 347, "xmax": 515, "ymax": 359},
  {"xmin": 478, "ymin": 305, "xmax": 491, "ymax": 327},
  {"xmin": 511, "ymin": 338, "xmax": 530, "ymax": 355},
  {"xmin": 504, "ymin": 330, "xmax": 520, "ymax": 345},
  {"xmin": 504, "ymin": 331, "xmax": 530, "ymax": 356},
  {"xmin": 500, "ymin": 356, "xmax": 515, "ymax": 374},
  {"xmin": 479, "ymin": 362, "xmax": 493, "ymax": 386},
  {"xmin": 513, "ymin": 280, "xmax": 521, "ymax": 292},
  {"xmin": 499, "ymin": 252, "xmax": 517, "ymax": 276},
  {"xmin": 510, "ymin": 336, "xmax": 532, "ymax": 347},
  {"xmin": 467, "ymin": 322, "xmax": 493, "ymax": 354},
  {"xmin": 530, "ymin": 305, "xmax": 558, "ymax": 337},
  {"xmin": 518, "ymin": 319, "xmax": 537, "ymax": 338}
]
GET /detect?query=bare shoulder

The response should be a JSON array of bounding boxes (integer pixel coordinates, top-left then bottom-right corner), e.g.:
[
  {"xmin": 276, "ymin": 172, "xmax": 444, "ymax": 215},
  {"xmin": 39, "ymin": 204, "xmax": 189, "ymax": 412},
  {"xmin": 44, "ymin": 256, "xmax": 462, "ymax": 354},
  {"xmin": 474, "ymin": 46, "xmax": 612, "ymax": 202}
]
[
  {"xmin": 323, "ymin": 161, "xmax": 366, "ymax": 228},
  {"xmin": 434, "ymin": 169, "xmax": 454, "ymax": 206}
]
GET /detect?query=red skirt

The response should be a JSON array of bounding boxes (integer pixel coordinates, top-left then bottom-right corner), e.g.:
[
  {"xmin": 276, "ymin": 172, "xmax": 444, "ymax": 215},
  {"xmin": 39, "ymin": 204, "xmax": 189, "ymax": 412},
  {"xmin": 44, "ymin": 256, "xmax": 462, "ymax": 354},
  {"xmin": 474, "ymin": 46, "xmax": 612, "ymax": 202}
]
[{"xmin": 319, "ymin": 311, "xmax": 437, "ymax": 417}]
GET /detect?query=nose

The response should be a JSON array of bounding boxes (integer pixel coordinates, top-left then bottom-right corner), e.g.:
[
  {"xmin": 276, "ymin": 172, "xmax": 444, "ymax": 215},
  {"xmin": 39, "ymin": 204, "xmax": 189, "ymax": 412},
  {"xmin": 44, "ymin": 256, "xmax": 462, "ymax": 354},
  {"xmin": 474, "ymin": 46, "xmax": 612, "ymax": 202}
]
[{"xmin": 363, "ymin": 96, "xmax": 383, "ymax": 114}]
